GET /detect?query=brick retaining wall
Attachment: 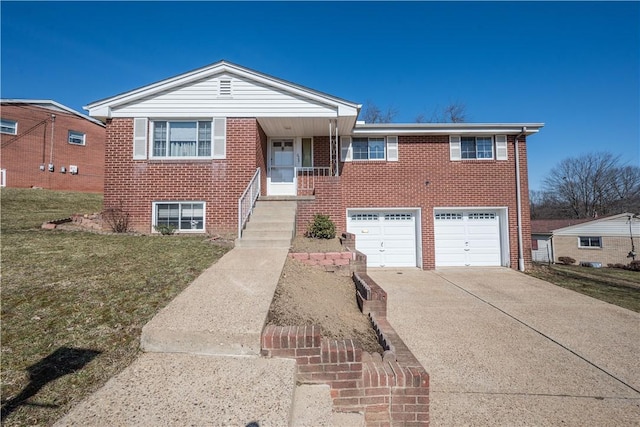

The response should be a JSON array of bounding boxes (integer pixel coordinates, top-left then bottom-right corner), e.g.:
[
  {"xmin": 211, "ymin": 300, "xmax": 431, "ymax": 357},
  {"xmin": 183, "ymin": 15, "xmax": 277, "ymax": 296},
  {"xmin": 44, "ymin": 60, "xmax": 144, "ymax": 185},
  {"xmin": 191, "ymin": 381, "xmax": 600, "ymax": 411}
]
[{"xmin": 262, "ymin": 232, "xmax": 429, "ymax": 426}]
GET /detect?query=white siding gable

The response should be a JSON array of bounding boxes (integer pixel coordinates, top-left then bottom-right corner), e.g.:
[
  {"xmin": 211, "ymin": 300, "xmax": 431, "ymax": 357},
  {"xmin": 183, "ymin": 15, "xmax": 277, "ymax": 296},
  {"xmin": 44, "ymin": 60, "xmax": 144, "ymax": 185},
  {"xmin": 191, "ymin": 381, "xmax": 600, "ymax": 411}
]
[
  {"xmin": 554, "ymin": 214, "xmax": 640, "ymax": 237},
  {"xmin": 112, "ymin": 74, "xmax": 339, "ymax": 118}
]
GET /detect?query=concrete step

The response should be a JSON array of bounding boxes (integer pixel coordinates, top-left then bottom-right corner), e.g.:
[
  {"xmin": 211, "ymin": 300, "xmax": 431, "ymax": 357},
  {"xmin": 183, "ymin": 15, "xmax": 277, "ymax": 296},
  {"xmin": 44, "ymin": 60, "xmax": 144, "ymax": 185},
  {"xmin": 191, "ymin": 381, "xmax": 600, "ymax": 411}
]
[
  {"xmin": 55, "ymin": 353, "xmax": 297, "ymax": 427},
  {"xmin": 238, "ymin": 200, "xmax": 297, "ymax": 248},
  {"xmin": 241, "ymin": 229, "xmax": 294, "ymax": 240},
  {"xmin": 235, "ymin": 238, "xmax": 292, "ymax": 248},
  {"xmin": 291, "ymin": 384, "xmax": 365, "ymax": 427}
]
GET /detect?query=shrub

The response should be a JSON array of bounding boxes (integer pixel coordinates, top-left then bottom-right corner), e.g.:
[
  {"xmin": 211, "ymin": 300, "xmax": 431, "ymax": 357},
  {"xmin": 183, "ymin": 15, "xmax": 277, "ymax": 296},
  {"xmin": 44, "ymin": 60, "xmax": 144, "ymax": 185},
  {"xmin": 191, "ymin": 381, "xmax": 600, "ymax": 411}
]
[
  {"xmin": 306, "ymin": 214, "xmax": 336, "ymax": 239},
  {"xmin": 102, "ymin": 203, "xmax": 131, "ymax": 233},
  {"xmin": 625, "ymin": 260, "xmax": 640, "ymax": 272},
  {"xmin": 154, "ymin": 224, "xmax": 176, "ymax": 235},
  {"xmin": 558, "ymin": 256, "xmax": 576, "ymax": 265}
]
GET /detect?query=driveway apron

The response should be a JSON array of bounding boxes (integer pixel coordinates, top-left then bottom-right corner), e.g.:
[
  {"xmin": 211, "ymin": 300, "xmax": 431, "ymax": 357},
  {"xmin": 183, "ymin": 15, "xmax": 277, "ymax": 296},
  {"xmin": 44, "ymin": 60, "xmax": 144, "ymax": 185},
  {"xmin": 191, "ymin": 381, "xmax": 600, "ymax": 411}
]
[{"xmin": 369, "ymin": 267, "xmax": 640, "ymax": 426}]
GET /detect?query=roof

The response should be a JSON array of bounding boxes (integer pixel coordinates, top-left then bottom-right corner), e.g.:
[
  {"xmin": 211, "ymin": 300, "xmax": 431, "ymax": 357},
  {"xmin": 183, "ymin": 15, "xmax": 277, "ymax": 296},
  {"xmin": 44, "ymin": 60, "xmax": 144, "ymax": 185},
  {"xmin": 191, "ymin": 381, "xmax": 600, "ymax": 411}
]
[
  {"xmin": 1, "ymin": 99, "xmax": 105, "ymax": 127},
  {"xmin": 532, "ymin": 213, "xmax": 639, "ymax": 234},
  {"xmin": 84, "ymin": 60, "xmax": 361, "ymax": 119},
  {"xmin": 531, "ymin": 218, "xmax": 593, "ymax": 234}
]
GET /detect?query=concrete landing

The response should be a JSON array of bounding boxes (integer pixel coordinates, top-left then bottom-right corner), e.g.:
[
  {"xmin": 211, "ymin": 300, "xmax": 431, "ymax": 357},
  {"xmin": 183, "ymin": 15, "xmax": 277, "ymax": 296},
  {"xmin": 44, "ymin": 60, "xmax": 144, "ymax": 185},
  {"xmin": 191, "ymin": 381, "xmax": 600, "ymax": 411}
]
[
  {"xmin": 291, "ymin": 384, "xmax": 365, "ymax": 427},
  {"xmin": 141, "ymin": 247, "xmax": 289, "ymax": 356},
  {"xmin": 55, "ymin": 352, "xmax": 297, "ymax": 427}
]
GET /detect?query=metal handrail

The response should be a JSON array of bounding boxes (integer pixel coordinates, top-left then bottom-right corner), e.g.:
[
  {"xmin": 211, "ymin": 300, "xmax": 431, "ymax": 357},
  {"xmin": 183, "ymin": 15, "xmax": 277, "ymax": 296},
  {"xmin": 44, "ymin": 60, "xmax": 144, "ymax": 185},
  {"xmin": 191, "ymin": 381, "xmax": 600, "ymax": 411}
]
[
  {"xmin": 295, "ymin": 167, "xmax": 330, "ymax": 192},
  {"xmin": 238, "ymin": 168, "xmax": 261, "ymax": 238}
]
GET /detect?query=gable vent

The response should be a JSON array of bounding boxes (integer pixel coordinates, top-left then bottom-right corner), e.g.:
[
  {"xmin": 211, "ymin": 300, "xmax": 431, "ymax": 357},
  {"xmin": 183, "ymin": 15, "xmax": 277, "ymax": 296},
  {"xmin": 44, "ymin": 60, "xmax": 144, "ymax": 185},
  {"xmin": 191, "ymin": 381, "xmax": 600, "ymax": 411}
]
[{"xmin": 219, "ymin": 79, "xmax": 232, "ymax": 97}]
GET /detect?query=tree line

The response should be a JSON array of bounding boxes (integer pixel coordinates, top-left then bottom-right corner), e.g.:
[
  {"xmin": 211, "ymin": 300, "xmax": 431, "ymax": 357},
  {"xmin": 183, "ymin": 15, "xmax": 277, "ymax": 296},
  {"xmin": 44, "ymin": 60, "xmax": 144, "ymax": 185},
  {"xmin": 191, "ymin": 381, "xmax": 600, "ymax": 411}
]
[{"xmin": 531, "ymin": 152, "xmax": 640, "ymax": 219}]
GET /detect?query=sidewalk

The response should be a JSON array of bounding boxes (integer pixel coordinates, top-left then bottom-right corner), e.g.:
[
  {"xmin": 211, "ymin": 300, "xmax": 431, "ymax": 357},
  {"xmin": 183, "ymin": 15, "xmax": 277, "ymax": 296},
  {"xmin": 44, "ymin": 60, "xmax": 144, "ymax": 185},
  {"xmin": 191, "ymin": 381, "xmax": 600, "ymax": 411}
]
[{"xmin": 55, "ymin": 247, "xmax": 298, "ymax": 426}]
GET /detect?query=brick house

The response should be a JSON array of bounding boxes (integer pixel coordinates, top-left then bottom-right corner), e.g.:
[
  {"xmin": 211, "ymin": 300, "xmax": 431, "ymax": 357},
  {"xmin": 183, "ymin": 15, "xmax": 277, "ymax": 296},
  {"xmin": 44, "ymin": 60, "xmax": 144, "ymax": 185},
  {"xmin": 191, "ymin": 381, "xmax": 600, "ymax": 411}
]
[
  {"xmin": 85, "ymin": 60, "xmax": 543, "ymax": 270},
  {"xmin": 1, "ymin": 100, "xmax": 106, "ymax": 192},
  {"xmin": 532, "ymin": 213, "xmax": 640, "ymax": 266}
]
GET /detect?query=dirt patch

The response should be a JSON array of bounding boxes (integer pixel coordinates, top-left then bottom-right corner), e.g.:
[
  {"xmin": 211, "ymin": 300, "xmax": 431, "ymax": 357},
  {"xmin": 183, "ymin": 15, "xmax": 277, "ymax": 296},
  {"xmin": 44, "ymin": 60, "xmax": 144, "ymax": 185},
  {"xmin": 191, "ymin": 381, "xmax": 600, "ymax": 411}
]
[
  {"xmin": 267, "ymin": 256, "xmax": 382, "ymax": 354},
  {"xmin": 290, "ymin": 235, "xmax": 344, "ymax": 253}
]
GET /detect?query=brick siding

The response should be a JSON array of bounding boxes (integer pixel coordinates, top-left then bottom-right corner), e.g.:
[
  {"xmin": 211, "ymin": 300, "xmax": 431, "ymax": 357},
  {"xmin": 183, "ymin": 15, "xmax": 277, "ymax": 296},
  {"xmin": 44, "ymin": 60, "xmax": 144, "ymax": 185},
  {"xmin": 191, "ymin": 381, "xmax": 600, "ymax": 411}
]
[
  {"xmin": 299, "ymin": 135, "xmax": 532, "ymax": 270},
  {"xmin": 0, "ymin": 104, "xmax": 105, "ymax": 192},
  {"xmin": 553, "ymin": 236, "xmax": 636, "ymax": 266},
  {"xmin": 103, "ymin": 118, "xmax": 261, "ymax": 236}
]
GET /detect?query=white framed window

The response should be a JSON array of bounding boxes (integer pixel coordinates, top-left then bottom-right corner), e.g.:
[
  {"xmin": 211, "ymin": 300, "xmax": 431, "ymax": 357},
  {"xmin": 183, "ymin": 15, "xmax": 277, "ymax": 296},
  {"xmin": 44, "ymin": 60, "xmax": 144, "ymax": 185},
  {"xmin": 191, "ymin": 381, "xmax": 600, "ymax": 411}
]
[
  {"xmin": 1, "ymin": 119, "xmax": 17, "ymax": 135},
  {"xmin": 68, "ymin": 130, "xmax": 86, "ymax": 145},
  {"xmin": 149, "ymin": 118, "xmax": 226, "ymax": 159},
  {"xmin": 352, "ymin": 137, "xmax": 386, "ymax": 160},
  {"xmin": 153, "ymin": 202, "xmax": 205, "ymax": 232},
  {"xmin": 461, "ymin": 136, "xmax": 493, "ymax": 159},
  {"xmin": 579, "ymin": 236, "xmax": 602, "ymax": 248},
  {"xmin": 435, "ymin": 213, "xmax": 463, "ymax": 220},
  {"xmin": 450, "ymin": 135, "xmax": 508, "ymax": 161},
  {"xmin": 351, "ymin": 213, "xmax": 379, "ymax": 221}
]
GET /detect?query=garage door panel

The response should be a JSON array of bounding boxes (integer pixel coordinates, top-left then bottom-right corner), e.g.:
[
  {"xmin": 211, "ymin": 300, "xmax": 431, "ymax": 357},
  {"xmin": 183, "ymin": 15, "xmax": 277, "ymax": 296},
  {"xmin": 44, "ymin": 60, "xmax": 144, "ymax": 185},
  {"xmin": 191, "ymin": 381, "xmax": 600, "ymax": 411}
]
[
  {"xmin": 347, "ymin": 210, "xmax": 417, "ymax": 268},
  {"xmin": 434, "ymin": 211, "xmax": 501, "ymax": 267}
]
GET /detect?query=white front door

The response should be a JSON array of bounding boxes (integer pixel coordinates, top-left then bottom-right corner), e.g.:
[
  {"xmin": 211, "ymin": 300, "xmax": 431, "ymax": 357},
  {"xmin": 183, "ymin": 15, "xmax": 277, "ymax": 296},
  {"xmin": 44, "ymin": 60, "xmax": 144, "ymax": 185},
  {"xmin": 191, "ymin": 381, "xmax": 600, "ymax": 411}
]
[{"xmin": 268, "ymin": 139, "xmax": 296, "ymax": 195}]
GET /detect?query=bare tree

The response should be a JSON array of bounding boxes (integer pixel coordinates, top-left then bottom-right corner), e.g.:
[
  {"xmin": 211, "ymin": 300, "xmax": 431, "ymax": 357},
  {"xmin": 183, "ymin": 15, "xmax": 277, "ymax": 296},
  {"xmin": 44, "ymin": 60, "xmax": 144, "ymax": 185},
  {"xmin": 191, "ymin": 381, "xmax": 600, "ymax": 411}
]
[
  {"xmin": 361, "ymin": 100, "xmax": 397, "ymax": 123},
  {"xmin": 415, "ymin": 102, "xmax": 467, "ymax": 123},
  {"xmin": 541, "ymin": 152, "xmax": 640, "ymax": 219}
]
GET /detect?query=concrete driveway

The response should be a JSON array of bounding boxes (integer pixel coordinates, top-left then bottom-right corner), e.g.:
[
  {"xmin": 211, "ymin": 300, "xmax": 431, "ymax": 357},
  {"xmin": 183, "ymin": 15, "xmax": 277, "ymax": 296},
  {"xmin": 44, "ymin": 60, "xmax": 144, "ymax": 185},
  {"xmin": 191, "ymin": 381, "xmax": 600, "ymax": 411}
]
[{"xmin": 369, "ymin": 267, "xmax": 640, "ymax": 426}]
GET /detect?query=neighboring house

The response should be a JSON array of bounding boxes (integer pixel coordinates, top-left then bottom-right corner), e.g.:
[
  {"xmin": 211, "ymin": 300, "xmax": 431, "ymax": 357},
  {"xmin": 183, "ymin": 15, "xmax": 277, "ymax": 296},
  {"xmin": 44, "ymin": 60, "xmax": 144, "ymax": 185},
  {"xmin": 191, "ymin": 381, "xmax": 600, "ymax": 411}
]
[
  {"xmin": 1, "ymin": 100, "xmax": 106, "ymax": 192},
  {"xmin": 531, "ymin": 218, "xmax": 592, "ymax": 263},
  {"xmin": 535, "ymin": 213, "xmax": 639, "ymax": 266},
  {"xmin": 85, "ymin": 60, "xmax": 543, "ymax": 270}
]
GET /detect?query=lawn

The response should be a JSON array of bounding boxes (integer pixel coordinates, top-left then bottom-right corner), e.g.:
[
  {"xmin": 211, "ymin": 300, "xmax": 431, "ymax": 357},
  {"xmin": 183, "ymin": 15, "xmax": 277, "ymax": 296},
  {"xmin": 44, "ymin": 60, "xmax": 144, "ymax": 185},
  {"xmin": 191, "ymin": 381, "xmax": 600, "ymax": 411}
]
[
  {"xmin": 1, "ymin": 188, "xmax": 229, "ymax": 426},
  {"xmin": 527, "ymin": 263, "xmax": 640, "ymax": 312}
]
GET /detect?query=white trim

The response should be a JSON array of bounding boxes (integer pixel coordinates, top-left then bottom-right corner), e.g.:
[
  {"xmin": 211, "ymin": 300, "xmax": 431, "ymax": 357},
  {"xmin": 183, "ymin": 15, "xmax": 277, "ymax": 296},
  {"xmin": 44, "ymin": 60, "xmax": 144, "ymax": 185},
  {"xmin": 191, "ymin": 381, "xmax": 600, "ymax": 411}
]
[
  {"xmin": 1, "ymin": 99, "xmax": 105, "ymax": 126},
  {"xmin": 1, "ymin": 168, "xmax": 6, "ymax": 187},
  {"xmin": 151, "ymin": 201, "xmax": 207, "ymax": 233},
  {"xmin": 147, "ymin": 118, "xmax": 225, "ymax": 160},
  {"xmin": 355, "ymin": 123, "xmax": 543, "ymax": 136}
]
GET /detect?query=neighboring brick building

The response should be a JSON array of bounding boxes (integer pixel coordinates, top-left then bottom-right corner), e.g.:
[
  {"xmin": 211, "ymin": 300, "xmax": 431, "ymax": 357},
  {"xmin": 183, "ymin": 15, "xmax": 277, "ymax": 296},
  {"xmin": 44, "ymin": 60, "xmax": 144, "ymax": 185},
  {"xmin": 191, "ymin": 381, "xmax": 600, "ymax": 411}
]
[
  {"xmin": 1, "ymin": 100, "xmax": 106, "ymax": 192},
  {"xmin": 86, "ymin": 60, "xmax": 543, "ymax": 270}
]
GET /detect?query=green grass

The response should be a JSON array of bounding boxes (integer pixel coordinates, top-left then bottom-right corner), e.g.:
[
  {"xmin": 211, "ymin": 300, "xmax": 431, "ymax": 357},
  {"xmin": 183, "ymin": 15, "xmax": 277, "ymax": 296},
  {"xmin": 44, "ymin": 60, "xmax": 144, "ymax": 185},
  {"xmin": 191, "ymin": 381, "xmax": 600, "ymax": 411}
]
[
  {"xmin": 527, "ymin": 263, "xmax": 640, "ymax": 312},
  {"xmin": 1, "ymin": 188, "xmax": 229, "ymax": 426}
]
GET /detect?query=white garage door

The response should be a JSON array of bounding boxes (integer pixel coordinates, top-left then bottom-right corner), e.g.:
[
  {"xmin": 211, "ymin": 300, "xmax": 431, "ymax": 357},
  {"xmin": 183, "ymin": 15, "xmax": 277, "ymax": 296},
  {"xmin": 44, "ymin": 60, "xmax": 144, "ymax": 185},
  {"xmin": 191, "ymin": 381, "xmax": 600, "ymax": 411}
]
[
  {"xmin": 347, "ymin": 211, "xmax": 417, "ymax": 267},
  {"xmin": 434, "ymin": 211, "xmax": 501, "ymax": 267}
]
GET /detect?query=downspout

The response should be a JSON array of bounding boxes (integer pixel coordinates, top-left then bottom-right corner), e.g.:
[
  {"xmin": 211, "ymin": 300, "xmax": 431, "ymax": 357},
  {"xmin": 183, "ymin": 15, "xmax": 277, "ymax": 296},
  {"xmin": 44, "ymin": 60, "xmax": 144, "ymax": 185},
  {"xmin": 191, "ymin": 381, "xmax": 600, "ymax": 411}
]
[{"xmin": 515, "ymin": 127, "xmax": 527, "ymax": 271}]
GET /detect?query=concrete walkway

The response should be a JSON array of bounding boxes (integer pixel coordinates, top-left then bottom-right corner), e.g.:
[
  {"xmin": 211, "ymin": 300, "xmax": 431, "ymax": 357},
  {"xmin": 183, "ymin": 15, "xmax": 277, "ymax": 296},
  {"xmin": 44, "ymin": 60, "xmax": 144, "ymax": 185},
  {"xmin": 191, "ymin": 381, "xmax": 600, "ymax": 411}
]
[
  {"xmin": 369, "ymin": 267, "xmax": 640, "ymax": 426},
  {"xmin": 56, "ymin": 247, "xmax": 300, "ymax": 426}
]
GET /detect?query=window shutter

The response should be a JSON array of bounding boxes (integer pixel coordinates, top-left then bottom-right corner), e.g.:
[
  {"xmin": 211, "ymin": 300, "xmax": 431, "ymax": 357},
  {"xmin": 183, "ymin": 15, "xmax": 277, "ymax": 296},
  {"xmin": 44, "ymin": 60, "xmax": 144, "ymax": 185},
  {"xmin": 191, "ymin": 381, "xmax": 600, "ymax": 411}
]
[
  {"xmin": 340, "ymin": 136, "xmax": 352, "ymax": 162},
  {"xmin": 212, "ymin": 118, "xmax": 226, "ymax": 159},
  {"xmin": 386, "ymin": 136, "xmax": 399, "ymax": 161},
  {"xmin": 133, "ymin": 118, "xmax": 148, "ymax": 159},
  {"xmin": 450, "ymin": 135, "xmax": 461, "ymax": 161},
  {"xmin": 495, "ymin": 135, "xmax": 508, "ymax": 160}
]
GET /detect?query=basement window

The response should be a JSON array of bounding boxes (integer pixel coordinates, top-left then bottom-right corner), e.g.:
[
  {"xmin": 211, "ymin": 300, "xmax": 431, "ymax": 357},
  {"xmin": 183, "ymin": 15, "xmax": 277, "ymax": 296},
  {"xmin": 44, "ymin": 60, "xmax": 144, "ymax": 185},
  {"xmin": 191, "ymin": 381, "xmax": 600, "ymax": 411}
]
[{"xmin": 153, "ymin": 202, "xmax": 205, "ymax": 232}]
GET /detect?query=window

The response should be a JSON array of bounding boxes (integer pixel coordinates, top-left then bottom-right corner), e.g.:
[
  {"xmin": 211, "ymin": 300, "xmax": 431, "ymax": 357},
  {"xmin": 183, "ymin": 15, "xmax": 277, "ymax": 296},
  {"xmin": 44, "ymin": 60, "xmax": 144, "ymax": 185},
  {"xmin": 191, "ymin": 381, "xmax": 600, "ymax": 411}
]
[
  {"xmin": 68, "ymin": 130, "xmax": 86, "ymax": 145},
  {"xmin": 154, "ymin": 202, "xmax": 205, "ymax": 232},
  {"xmin": 352, "ymin": 137, "xmax": 385, "ymax": 160},
  {"xmin": 579, "ymin": 236, "xmax": 602, "ymax": 248},
  {"xmin": 450, "ymin": 135, "xmax": 507, "ymax": 161},
  {"xmin": 468, "ymin": 213, "xmax": 496, "ymax": 220},
  {"xmin": 152, "ymin": 121, "xmax": 212, "ymax": 158},
  {"xmin": 1, "ymin": 119, "xmax": 17, "ymax": 135},
  {"xmin": 351, "ymin": 213, "xmax": 379, "ymax": 221},
  {"xmin": 435, "ymin": 213, "xmax": 463, "ymax": 220},
  {"xmin": 301, "ymin": 137, "xmax": 313, "ymax": 167},
  {"xmin": 461, "ymin": 136, "xmax": 493, "ymax": 159}
]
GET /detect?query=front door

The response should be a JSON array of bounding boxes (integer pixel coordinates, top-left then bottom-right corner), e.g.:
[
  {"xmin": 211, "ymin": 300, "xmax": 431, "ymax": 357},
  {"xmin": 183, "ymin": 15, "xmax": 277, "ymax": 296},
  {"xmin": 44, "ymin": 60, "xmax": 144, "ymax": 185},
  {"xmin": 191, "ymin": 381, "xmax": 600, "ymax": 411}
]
[{"xmin": 268, "ymin": 139, "xmax": 296, "ymax": 195}]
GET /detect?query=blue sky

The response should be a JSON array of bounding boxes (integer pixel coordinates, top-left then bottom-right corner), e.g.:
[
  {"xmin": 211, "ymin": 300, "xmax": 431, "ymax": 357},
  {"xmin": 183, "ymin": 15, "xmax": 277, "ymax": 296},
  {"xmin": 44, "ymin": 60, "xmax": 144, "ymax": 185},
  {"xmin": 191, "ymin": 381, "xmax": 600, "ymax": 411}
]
[{"xmin": 2, "ymin": 1, "xmax": 638, "ymax": 191}]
